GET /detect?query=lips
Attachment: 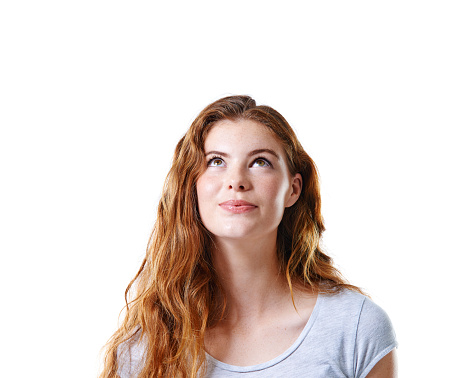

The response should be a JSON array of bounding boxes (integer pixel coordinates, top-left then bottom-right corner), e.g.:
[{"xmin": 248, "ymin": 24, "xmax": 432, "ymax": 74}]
[{"xmin": 219, "ymin": 200, "xmax": 257, "ymax": 213}]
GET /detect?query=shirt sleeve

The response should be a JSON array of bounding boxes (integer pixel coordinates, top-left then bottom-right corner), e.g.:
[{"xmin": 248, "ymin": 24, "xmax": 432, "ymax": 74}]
[{"xmin": 354, "ymin": 297, "xmax": 398, "ymax": 378}]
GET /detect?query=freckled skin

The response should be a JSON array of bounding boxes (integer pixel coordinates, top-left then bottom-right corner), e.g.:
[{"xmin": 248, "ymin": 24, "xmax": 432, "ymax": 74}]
[{"xmin": 196, "ymin": 119, "xmax": 301, "ymax": 243}]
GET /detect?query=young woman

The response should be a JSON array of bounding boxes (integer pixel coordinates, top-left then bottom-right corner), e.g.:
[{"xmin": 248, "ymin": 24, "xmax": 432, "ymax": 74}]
[{"xmin": 100, "ymin": 95, "xmax": 397, "ymax": 377}]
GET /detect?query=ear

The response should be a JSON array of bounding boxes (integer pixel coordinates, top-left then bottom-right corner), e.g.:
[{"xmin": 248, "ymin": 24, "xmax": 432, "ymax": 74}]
[{"xmin": 285, "ymin": 173, "xmax": 302, "ymax": 208}]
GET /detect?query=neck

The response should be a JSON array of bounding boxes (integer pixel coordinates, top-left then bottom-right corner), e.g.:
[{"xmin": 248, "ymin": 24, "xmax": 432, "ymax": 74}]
[{"xmin": 211, "ymin": 233, "xmax": 290, "ymax": 323}]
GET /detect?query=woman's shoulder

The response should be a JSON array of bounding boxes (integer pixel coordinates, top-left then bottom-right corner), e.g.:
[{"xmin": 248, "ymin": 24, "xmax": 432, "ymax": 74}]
[
  {"xmin": 321, "ymin": 289, "xmax": 394, "ymax": 328},
  {"xmin": 315, "ymin": 289, "xmax": 397, "ymax": 377},
  {"xmin": 317, "ymin": 288, "xmax": 368, "ymax": 319},
  {"xmin": 318, "ymin": 288, "xmax": 373, "ymax": 311},
  {"xmin": 317, "ymin": 289, "xmax": 397, "ymax": 349},
  {"xmin": 117, "ymin": 331, "xmax": 147, "ymax": 377}
]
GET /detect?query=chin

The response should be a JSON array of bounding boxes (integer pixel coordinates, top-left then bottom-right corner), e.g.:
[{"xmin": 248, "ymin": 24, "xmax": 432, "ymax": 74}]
[
  {"xmin": 211, "ymin": 226, "xmax": 276, "ymax": 242},
  {"xmin": 205, "ymin": 226, "xmax": 250, "ymax": 240}
]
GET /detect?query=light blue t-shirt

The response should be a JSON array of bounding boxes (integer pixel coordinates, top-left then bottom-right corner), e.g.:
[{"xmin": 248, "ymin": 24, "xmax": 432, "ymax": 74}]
[
  {"xmin": 205, "ymin": 290, "xmax": 397, "ymax": 377},
  {"xmin": 118, "ymin": 290, "xmax": 397, "ymax": 377}
]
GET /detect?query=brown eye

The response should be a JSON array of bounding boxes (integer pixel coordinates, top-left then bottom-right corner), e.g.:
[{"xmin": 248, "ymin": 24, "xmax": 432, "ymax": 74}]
[
  {"xmin": 252, "ymin": 158, "xmax": 271, "ymax": 168},
  {"xmin": 208, "ymin": 157, "xmax": 226, "ymax": 167}
]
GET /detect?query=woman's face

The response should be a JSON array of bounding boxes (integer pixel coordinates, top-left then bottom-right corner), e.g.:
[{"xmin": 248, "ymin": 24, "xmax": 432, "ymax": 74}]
[{"xmin": 196, "ymin": 119, "xmax": 302, "ymax": 243}]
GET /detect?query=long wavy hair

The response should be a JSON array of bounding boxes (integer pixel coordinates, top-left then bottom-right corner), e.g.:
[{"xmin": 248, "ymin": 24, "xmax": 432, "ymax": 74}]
[{"xmin": 100, "ymin": 95, "xmax": 362, "ymax": 377}]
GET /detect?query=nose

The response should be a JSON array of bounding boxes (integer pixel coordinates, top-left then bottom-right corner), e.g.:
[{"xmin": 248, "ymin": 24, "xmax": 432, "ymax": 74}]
[
  {"xmin": 227, "ymin": 166, "xmax": 251, "ymax": 191},
  {"xmin": 228, "ymin": 182, "xmax": 246, "ymax": 190}
]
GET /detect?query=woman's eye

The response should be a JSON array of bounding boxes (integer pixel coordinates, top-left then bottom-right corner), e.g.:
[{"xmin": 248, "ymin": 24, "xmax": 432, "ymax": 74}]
[
  {"xmin": 208, "ymin": 158, "xmax": 225, "ymax": 167},
  {"xmin": 252, "ymin": 159, "xmax": 271, "ymax": 167}
]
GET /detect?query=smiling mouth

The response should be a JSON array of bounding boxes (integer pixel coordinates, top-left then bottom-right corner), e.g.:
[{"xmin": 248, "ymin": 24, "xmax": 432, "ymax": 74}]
[{"xmin": 219, "ymin": 200, "xmax": 257, "ymax": 213}]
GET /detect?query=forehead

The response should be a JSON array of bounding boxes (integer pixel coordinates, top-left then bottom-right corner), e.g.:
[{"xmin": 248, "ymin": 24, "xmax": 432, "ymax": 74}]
[{"xmin": 204, "ymin": 119, "xmax": 284, "ymax": 152}]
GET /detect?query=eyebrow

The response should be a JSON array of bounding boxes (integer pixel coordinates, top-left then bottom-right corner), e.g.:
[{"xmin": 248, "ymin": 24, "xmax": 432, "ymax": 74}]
[{"xmin": 205, "ymin": 148, "xmax": 280, "ymax": 160}]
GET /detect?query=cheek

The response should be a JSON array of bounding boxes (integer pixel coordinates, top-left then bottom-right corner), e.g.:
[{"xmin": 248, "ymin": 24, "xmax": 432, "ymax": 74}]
[
  {"xmin": 196, "ymin": 174, "xmax": 217, "ymax": 205},
  {"xmin": 196, "ymin": 175, "xmax": 220, "ymax": 229},
  {"xmin": 261, "ymin": 177, "xmax": 291, "ymax": 206}
]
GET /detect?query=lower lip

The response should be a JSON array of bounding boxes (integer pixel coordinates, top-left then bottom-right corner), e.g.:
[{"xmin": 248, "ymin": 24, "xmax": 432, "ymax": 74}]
[{"xmin": 219, "ymin": 204, "xmax": 257, "ymax": 214}]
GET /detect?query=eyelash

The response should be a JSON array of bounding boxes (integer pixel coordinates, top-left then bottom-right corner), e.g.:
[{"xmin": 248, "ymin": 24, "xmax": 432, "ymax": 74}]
[
  {"xmin": 206, "ymin": 155, "xmax": 224, "ymax": 167},
  {"xmin": 206, "ymin": 156, "xmax": 272, "ymax": 168}
]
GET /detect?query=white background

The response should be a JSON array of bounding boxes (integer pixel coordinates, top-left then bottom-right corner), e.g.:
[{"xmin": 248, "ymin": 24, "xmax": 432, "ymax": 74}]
[{"xmin": 1, "ymin": 1, "xmax": 453, "ymax": 377}]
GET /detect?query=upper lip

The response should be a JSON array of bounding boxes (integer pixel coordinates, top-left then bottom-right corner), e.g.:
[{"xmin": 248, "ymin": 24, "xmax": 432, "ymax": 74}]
[{"xmin": 219, "ymin": 200, "xmax": 257, "ymax": 207}]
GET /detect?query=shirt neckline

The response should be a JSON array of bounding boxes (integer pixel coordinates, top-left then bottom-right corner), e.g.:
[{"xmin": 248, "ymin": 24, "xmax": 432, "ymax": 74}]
[{"xmin": 205, "ymin": 293, "xmax": 323, "ymax": 373}]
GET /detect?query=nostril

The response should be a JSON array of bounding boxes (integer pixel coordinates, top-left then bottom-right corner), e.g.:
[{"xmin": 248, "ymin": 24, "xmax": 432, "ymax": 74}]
[{"xmin": 228, "ymin": 184, "xmax": 246, "ymax": 190}]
